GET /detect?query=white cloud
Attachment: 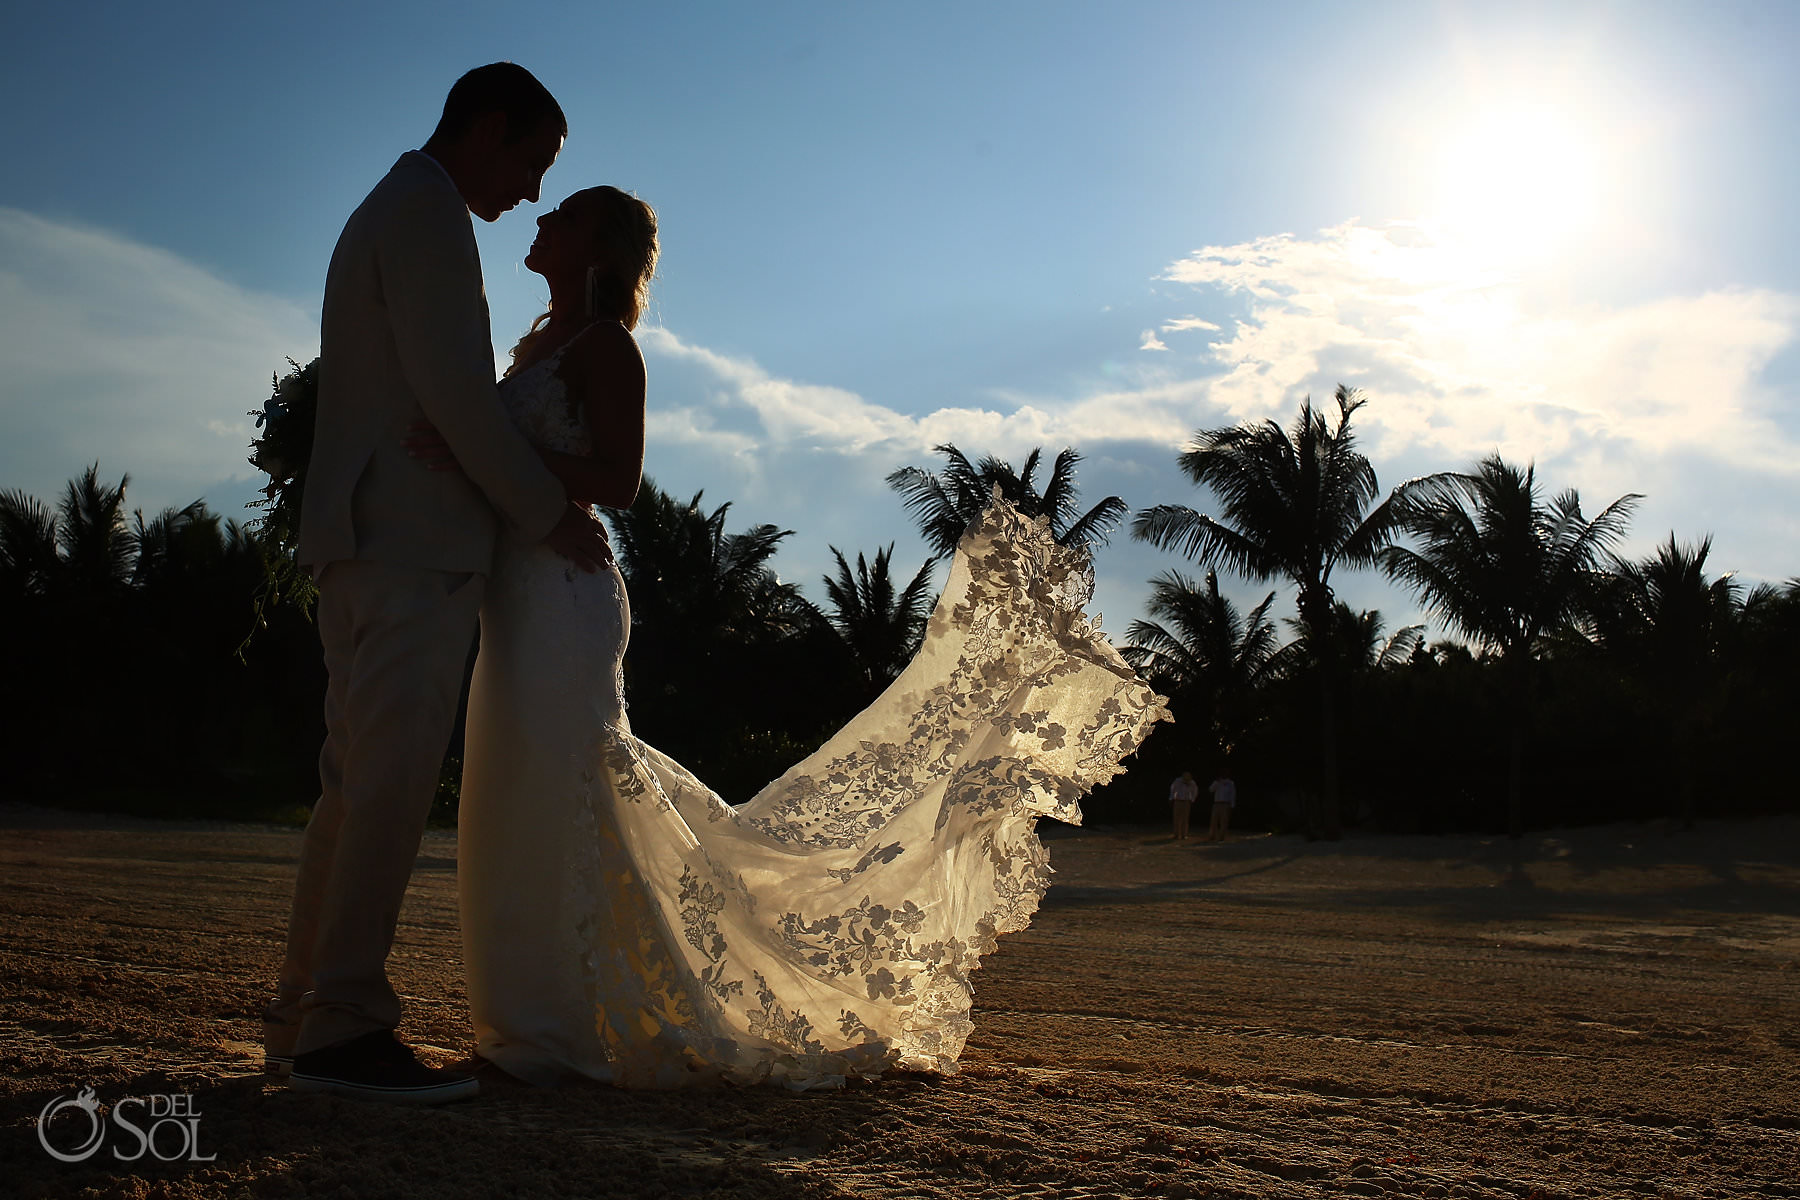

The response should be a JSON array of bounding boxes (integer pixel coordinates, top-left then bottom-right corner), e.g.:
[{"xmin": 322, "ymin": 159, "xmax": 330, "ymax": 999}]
[
  {"xmin": 636, "ymin": 221, "xmax": 1800, "ymax": 605},
  {"xmin": 0, "ymin": 208, "xmax": 318, "ymax": 517},
  {"xmin": 1159, "ymin": 316, "xmax": 1220, "ymax": 334},
  {"xmin": 1158, "ymin": 220, "xmax": 1800, "ymax": 471},
  {"xmin": 1150, "ymin": 219, "xmax": 1800, "ymax": 583},
  {"xmin": 0, "ymin": 211, "xmax": 1183, "ymax": 620},
  {"xmin": 638, "ymin": 326, "xmax": 915, "ymax": 453},
  {"xmin": 9, "ymin": 202, "xmax": 1794, "ymax": 631},
  {"xmin": 637, "ymin": 325, "xmax": 1195, "ymax": 466},
  {"xmin": 628, "ymin": 327, "xmax": 1201, "ymax": 625}
]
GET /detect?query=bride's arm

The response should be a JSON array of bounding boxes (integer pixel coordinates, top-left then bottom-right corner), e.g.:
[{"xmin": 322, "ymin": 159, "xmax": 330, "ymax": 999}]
[{"xmin": 548, "ymin": 321, "xmax": 646, "ymax": 511}]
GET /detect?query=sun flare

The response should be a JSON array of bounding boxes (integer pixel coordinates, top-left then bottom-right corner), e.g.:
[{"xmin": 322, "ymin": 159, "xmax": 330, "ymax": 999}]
[{"xmin": 1428, "ymin": 100, "xmax": 1614, "ymax": 258}]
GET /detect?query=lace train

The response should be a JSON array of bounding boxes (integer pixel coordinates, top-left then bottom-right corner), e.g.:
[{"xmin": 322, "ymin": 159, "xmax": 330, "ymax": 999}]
[{"xmin": 460, "ymin": 342, "xmax": 1168, "ymax": 1090}]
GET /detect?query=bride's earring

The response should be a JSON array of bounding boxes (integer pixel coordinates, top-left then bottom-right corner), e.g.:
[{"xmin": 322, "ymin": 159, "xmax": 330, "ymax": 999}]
[{"xmin": 585, "ymin": 266, "xmax": 598, "ymax": 319}]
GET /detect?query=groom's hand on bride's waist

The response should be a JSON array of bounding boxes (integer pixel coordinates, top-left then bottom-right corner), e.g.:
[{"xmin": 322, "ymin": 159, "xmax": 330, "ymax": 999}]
[
  {"xmin": 406, "ymin": 423, "xmax": 610, "ymax": 571},
  {"xmin": 545, "ymin": 502, "xmax": 613, "ymax": 572}
]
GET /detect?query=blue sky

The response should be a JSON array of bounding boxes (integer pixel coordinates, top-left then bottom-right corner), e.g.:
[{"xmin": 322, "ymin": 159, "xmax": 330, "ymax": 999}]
[{"xmin": 3, "ymin": 0, "xmax": 1797, "ymax": 642}]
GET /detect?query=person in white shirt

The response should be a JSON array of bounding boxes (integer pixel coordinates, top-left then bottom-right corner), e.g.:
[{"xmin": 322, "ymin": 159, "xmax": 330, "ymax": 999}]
[
  {"xmin": 1207, "ymin": 768, "xmax": 1237, "ymax": 842},
  {"xmin": 1169, "ymin": 771, "xmax": 1199, "ymax": 841}
]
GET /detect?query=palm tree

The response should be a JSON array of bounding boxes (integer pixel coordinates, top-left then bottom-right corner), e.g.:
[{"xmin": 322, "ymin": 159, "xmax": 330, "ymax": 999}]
[
  {"xmin": 1123, "ymin": 569, "xmax": 1278, "ymax": 758},
  {"xmin": 1381, "ymin": 453, "xmax": 1639, "ymax": 837},
  {"xmin": 1739, "ymin": 577, "xmax": 1800, "ymax": 648},
  {"xmin": 607, "ymin": 478, "xmax": 813, "ymax": 645},
  {"xmin": 1593, "ymin": 535, "xmax": 1738, "ymax": 667},
  {"xmin": 1, "ymin": 465, "xmax": 142, "ymax": 605},
  {"xmin": 887, "ymin": 444, "xmax": 1128, "ymax": 556},
  {"xmin": 1590, "ymin": 535, "xmax": 1739, "ymax": 827},
  {"xmin": 606, "ymin": 478, "xmax": 849, "ymax": 798},
  {"xmin": 1131, "ymin": 385, "xmax": 1420, "ymax": 836},
  {"xmin": 1349, "ymin": 608, "xmax": 1426, "ymax": 671},
  {"xmin": 0, "ymin": 488, "xmax": 59, "ymax": 599},
  {"xmin": 56, "ymin": 464, "xmax": 135, "ymax": 596},
  {"xmin": 1271, "ymin": 603, "xmax": 1425, "ymax": 677},
  {"xmin": 821, "ymin": 544, "xmax": 936, "ymax": 697},
  {"xmin": 131, "ymin": 500, "xmax": 234, "ymax": 589}
]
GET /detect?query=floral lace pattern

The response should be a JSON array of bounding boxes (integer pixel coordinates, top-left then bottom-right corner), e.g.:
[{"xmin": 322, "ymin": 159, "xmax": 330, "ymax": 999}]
[
  {"xmin": 459, "ymin": 359, "xmax": 1170, "ymax": 1090},
  {"xmin": 498, "ymin": 337, "xmax": 594, "ymax": 457}
]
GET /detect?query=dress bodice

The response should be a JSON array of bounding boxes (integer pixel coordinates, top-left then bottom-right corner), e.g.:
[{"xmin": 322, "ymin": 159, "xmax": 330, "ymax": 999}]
[{"xmin": 499, "ymin": 338, "xmax": 593, "ymax": 458}]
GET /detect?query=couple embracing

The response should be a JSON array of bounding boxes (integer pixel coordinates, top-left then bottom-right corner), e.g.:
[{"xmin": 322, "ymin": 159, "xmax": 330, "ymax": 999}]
[{"xmin": 263, "ymin": 63, "xmax": 1168, "ymax": 1105}]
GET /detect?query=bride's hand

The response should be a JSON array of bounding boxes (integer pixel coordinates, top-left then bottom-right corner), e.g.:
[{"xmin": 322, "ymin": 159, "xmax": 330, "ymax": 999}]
[{"xmin": 404, "ymin": 422, "xmax": 463, "ymax": 473}]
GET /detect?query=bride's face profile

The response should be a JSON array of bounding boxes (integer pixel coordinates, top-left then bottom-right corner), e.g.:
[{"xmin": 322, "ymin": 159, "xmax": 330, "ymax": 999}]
[
  {"xmin": 513, "ymin": 185, "xmax": 655, "ymax": 337},
  {"xmin": 524, "ymin": 189, "xmax": 608, "ymax": 287}
]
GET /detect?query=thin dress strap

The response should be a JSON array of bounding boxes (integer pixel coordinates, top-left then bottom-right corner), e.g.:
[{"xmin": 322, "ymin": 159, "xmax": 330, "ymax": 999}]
[{"xmin": 548, "ymin": 319, "xmax": 619, "ymax": 365}]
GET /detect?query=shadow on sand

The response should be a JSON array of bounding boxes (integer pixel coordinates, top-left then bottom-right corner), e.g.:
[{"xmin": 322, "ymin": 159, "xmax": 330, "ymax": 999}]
[
  {"xmin": 1038, "ymin": 818, "xmax": 1800, "ymax": 925},
  {"xmin": 7, "ymin": 1061, "xmax": 903, "ymax": 1199}
]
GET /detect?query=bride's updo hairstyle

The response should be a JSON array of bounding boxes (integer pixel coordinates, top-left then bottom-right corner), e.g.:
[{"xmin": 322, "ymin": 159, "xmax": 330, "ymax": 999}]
[{"xmin": 507, "ymin": 186, "xmax": 658, "ymax": 376}]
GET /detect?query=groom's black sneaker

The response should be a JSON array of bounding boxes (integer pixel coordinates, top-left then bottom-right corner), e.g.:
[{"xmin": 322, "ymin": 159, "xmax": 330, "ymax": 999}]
[
  {"xmin": 262, "ymin": 1014, "xmax": 297, "ymax": 1079},
  {"xmin": 262, "ymin": 1005, "xmax": 299, "ymax": 1077},
  {"xmin": 289, "ymin": 1029, "xmax": 479, "ymax": 1105}
]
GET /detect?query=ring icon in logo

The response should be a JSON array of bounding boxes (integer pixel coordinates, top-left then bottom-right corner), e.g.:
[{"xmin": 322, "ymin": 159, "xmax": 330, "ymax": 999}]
[{"xmin": 38, "ymin": 1086, "xmax": 105, "ymax": 1163}]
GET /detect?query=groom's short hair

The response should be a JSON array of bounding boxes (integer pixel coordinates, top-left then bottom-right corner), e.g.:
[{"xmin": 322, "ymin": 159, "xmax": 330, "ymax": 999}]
[{"xmin": 431, "ymin": 63, "xmax": 567, "ymax": 146}]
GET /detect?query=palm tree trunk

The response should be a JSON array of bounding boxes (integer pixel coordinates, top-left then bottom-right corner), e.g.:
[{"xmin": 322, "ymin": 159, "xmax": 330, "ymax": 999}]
[
  {"xmin": 1505, "ymin": 654, "xmax": 1530, "ymax": 840},
  {"xmin": 1506, "ymin": 723, "xmax": 1523, "ymax": 840},
  {"xmin": 1298, "ymin": 589, "xmax": 1343, "ymax": 840},
  {"xmin": 1676, "ymin": 709, "xmax": 1698, "ymax": 831},
  {"xmin": 1320, "ymin": 675, "xmax": 1342, "ymax": 839}
]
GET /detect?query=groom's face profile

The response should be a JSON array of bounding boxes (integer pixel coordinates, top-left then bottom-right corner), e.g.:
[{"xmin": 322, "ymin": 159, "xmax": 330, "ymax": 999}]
[{"xmin": 465, "ymin": 112, "xmax": 564, "ymax": 223}]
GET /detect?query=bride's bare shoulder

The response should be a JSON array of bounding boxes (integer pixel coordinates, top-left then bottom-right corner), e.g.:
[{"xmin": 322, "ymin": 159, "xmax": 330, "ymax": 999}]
[{"xmin": 565, "ymin": 321, "xmax": 645, "ymax": 386}]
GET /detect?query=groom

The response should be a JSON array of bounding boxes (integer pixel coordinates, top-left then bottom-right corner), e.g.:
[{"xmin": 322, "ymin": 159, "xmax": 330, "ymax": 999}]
[{"xmin": 264, "ymin": 63, "xmax": 611, "ymax": 1104}]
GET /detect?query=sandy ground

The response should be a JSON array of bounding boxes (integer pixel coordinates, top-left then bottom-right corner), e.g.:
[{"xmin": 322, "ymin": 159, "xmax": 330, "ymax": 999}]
[{"xmin": 2, "ymin": 805, "xmax": 1796, "ymax": 1199}]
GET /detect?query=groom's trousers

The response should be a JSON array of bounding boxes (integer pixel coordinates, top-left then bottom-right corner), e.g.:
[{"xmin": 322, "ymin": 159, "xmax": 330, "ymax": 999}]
[{"xmin": 271, "ymin": 559, "xmax": 485, "ymax": 1056}]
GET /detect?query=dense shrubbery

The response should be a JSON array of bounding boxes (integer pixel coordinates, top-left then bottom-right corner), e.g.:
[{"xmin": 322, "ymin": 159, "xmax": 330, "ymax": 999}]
[{"xmin": 3, "ymin": 380, "xmax": 1795, "ymax": 833}]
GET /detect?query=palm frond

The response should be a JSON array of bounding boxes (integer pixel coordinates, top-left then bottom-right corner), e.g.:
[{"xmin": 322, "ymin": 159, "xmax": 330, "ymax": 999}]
[
  {"xmin": 890, "ymin": 442, "xmax": 1122, "ymax": 555},
  {"xmin": 822, "ymin": 542, "xmax": 937, "ymax": 688},
  {"xmin": 0, "ymin": 488, "xmax": 59, "ymax": 594},
  {"xmin": 1375, "ymin": 623, "xmax": 1426, "ymax": 668},
  {"xmin": 1059, "ymin": 494, "xmax": 1129, "ymax": 550},
  {"xmin": 1131, "ymin": 504, "xmax": 1281, "ymax": 581},
  {"xmin": 56, "ymin": 464, "xmax": 135, "ymax": 590}
]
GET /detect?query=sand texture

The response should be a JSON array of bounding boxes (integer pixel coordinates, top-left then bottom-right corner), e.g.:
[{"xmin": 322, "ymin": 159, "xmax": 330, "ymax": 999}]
[{"xmin": 2, "ymin": 805, "xmax": 1796, "ymax": 1198}]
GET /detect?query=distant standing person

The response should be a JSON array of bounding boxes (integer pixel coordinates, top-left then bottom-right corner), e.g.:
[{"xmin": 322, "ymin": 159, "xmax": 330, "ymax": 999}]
[
  {"xmin": 1169, "ymin": 771, "xmax": 1199, "ymax": 841},
  {"xmin": 1207, "ymin": 767, "xmax": 1236, "ymax": 842}
]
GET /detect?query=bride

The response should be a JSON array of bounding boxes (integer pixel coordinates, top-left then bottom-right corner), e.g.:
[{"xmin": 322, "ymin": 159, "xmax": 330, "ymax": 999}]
[{"xmin": 440, "ymin": 185, "xmax": 1167, "ymax": 1090}]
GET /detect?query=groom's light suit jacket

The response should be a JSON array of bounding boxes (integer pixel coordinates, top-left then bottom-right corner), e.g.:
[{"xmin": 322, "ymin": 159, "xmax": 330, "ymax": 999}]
[{"xmin": 298, "ymin": 151, "xmax": 565, "ymax": 576}]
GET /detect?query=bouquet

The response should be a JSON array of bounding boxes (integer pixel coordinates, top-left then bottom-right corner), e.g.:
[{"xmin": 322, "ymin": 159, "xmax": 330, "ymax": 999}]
[
  {"xmin": 241, "ymin": 357, "xmax": 321, "ymax": 643},
  {"xmin": 248, "ymin": 357, "xmax": 318, "ymax": 551}
]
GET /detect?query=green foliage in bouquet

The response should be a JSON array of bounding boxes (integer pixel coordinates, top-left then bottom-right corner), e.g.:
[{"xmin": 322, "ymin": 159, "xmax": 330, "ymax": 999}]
[{"xmin": 243, "ymin": 357, "xmax": 320, "ymax": 648}]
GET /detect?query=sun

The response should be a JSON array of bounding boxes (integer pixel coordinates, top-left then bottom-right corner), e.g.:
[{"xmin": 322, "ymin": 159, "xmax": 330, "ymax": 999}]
[{"xmin": 1428, "ymin": 100, "xmax": 1614, "ymax": 258}]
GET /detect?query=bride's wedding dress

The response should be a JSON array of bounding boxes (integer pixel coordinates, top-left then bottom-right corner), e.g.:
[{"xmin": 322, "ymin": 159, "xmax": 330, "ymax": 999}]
[{"xmin": 458, "ymin": 341, "xmax": 1169, "ymax": 1089}]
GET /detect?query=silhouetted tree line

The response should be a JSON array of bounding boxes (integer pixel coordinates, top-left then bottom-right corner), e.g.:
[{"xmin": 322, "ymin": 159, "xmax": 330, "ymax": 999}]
[
  {"xmin": 4, "ymin": 380, "xmax": 1796, "ymax": 833},
  {"xmin": 1109, "ymin": 387, "xmax": 1800, "ymax": 837},
  {"xmin": 0, "ymin": 467, "xmax": 325, "ymax": 817}
]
